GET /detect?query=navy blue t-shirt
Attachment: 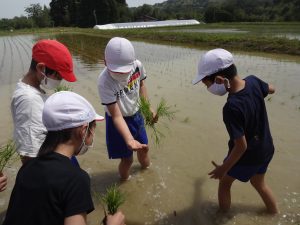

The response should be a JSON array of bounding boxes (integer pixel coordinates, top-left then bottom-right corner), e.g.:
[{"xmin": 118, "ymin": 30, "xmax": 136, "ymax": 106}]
[{"xmin": 223, "ymin": 75, "xmax": 274, "ymax": 166}]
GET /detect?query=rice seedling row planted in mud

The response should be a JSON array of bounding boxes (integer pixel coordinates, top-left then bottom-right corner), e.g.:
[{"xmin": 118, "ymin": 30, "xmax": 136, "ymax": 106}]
[{"xmin": 54, "ymin": 84, "xmax": 73, "ymax": 92}]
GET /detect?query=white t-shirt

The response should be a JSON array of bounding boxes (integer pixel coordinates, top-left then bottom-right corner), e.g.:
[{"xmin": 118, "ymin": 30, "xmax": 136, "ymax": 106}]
[
  {"xmin": 11, "ymin": 81, "xmax": 48, "ymax": 157},
  {"xmin": 98, "ymin": 60, "xmax": 147, "ymax": 117}
]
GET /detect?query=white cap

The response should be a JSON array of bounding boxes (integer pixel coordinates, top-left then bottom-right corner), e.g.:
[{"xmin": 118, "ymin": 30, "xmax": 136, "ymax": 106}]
[
  {"xmin": 105, "ymin": 37, "xmax": 135, "ymax": 73},
  {"xmin": 192, "ymin": 48, "xmax": 233, "ymax": 85},
  {"xmin": 43, "ymin": 91, "xmax": 104, "ymax": 131}
]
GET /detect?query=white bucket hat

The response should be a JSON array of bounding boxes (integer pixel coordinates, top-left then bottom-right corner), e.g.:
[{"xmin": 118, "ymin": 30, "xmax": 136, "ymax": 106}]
[
  {"xmin": 43, "ymin": 91, "xmax": 104, "ymax": 131},
  {"xmin": 105, "ymin": 37, "xmax": 135, "ymax": 73},
  {"xmin": 192, "ymin": 48, "xmax": 234, "ymax": 85}
]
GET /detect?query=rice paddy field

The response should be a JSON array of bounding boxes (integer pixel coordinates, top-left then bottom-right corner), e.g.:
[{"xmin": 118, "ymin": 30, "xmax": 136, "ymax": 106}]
[{"xmin": 0, "ymin": 27, "xmax": 299, "ymax": 225}]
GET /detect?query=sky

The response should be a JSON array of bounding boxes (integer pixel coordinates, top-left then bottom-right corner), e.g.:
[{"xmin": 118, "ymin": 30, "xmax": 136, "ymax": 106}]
[{"xmin": 0, "ymin": 0, "xmax": 166, "ymax": 19}]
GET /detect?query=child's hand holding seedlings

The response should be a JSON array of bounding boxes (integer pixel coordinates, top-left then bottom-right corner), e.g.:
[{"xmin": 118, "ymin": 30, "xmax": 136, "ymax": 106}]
[
  {"xmin": 106, "ymin": 211, "xmax": 125, "ymax": 225},
  {"xmin": 150, "ymin": 108, "xmax": 158, "ymax": 125}
]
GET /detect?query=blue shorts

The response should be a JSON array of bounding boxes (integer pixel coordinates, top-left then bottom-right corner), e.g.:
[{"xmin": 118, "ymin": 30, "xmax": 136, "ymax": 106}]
[
  {"xmin": 105, "ymin": 112, "xmax": 148, "ymax": 159},
  {"xmin": 227, "ymin": 160, "xmax": 271, "ymax": 182}
]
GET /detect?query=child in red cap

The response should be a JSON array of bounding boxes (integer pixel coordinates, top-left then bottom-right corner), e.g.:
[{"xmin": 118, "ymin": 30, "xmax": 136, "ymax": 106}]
[{"xmin": 11, "ymin": 39, "xmax": 77, "ymax": 164}]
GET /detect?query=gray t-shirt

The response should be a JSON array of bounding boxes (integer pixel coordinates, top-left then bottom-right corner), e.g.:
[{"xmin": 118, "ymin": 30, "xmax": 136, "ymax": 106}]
[{"xmin": 98, "ymin": 60, "xmax": 147, "ymax": 117}]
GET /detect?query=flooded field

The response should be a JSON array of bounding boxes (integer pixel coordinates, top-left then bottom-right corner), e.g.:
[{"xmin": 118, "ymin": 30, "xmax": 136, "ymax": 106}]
[{"xmin": 0, "ymin": 34, "xmax": 299, "ymax": 225}]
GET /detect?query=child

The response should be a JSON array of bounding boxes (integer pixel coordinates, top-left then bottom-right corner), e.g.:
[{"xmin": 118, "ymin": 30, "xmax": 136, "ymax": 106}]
[
  {"xmin": 192, "ymin": 48, "xmax": 278, "ymax": 214},
  {"xmin": 98, "ymin": 37, "xmax": 157, "ymax": 180},
  {"xmin": 3, "ymin": 91, "xmax": 125, "ymax": 225},
  {"xmin": 11, "ymin": 39, "xmax": 79, "ymax": 166}
]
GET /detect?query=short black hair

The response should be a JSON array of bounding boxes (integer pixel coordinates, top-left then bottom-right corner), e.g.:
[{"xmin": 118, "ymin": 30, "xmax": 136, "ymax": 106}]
[
  {"xmin": 203, "ymin": 64, "xmax": 237, "ymax": 82},
  {"xmin": 38, "ymin": 120, "xmax": 96, "ymax": 157},
  {"xmin": 29, "ymin": 59, "xmax": 56, "ymax": 76}
]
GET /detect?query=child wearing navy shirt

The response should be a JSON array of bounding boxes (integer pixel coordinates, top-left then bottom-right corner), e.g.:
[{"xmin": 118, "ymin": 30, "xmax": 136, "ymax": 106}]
[{"xmin": 192, "ymin": 48, "xmax": 278, "ymax": 214}]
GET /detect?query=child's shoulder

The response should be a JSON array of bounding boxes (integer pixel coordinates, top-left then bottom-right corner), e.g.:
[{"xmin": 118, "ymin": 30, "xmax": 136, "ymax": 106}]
[
  {"xmin": 98, "ymin": 68, "xmax": 113, "ymax": 85},
  {"xmin": 134, "ymin": 59, "xmax": 143, "ymax": 68}
]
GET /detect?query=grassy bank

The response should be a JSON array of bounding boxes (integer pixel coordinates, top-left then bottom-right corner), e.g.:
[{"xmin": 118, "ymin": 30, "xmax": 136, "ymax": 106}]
[{"xmin": 1, "ymin": 22, "xmax": 300, "ymax": 56}]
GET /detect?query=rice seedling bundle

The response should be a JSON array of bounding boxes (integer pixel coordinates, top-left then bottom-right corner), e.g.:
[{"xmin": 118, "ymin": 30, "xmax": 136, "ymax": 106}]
[
  {"xmin": 0, "ymin": 140, "xmax": 17, "ymax": 172},
  {"xmin": 138, "ymin": 97, "xmax": 176, "ymax": 145},
  {"xmin": 101, "ymin": 184, "xmax": 125, "ymax": 215}
]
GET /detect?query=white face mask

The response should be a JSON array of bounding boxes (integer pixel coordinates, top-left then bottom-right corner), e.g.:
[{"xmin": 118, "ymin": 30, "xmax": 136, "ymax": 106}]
[
  {"xmin": 109, "ymin": 71, "xmax": 130, "ymax": 86},
  {"xmin": 41, "ymin": 72, "xmax": 62, "ymax": 90},
  {"xmin": 77, "ymin": 125, "xmax": 94, "ymax": 155},
  {"xmin": 207, "ymin": 78, "xmax": 230, "ymax": 96}
]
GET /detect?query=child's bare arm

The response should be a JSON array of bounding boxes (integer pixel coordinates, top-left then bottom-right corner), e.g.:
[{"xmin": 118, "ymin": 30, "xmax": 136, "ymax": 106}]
[
  {"xmin": 209, "ymin": 136, "xmax": 247, "ymax": 179},
  {"xmin": 107, "ymin": 103, "xmax": 148, "ymax": 152}
]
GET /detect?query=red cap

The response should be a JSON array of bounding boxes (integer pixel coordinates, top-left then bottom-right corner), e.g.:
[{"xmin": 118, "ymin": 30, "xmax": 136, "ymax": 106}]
[{"xmin": 32, "ymin": 40, "xmax": 77, "ymax": 82}]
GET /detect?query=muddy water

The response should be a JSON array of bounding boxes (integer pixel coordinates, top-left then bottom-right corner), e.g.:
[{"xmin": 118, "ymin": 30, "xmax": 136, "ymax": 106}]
[{"xmin": 0, "ymin": 34, "xmax": 299, "ymax": 225}]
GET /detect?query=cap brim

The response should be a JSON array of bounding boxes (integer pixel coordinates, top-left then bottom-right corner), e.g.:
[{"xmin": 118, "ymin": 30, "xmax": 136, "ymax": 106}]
[
  {"xmin": 59, "ymin": 70, "xmax": 77, "ymax": 82},
  {"xmin": 95, "ymin": 114, "xmax": 105, "ymax": 121},
  {"xmin": 107, "ymin": 63, "xmax": 133, "ymax": 73},
  {"xmin": 192, "ymin": 74, "xmax": 206, "ymax": 85}
]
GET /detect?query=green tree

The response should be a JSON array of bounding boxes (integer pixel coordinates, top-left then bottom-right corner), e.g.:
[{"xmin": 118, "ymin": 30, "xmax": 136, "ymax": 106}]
[{"xmin": 25, "ymin": 3, "xmax": 51, "ymax": 27}]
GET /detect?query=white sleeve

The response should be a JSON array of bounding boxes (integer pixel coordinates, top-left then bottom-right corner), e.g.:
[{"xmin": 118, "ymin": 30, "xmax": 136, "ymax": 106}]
[
  {"xmin": 12, "ymin": 94, "xmax": 46, "ymax": 157},
  {"xmin": 98, "ymin": 72, "xmax": 117, "ymax": 105}
]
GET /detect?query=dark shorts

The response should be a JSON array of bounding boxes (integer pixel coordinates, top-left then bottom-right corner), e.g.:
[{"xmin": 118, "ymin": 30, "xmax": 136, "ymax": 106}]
[
  {"xmin": 105, "ymin": 112, "xmax": 148, "ymax": 159},
  {"xmin": 227, "ymin": 160, "xmax": 271, "ymax": 182}
]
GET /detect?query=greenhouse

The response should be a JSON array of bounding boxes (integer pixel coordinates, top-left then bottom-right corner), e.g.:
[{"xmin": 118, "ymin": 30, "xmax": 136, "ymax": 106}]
[{"xmin": 93, "ymin": 19, "xmax": 200, "ymax": 30}]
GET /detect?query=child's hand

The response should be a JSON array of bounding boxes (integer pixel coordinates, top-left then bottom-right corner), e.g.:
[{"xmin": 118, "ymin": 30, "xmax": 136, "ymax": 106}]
[
  {"xmin": 208, "ymin": 161, "xmax": 226, "ymax": 179},
  {"xmin": 0, "ymin": 172, "xmax": 7, "ymax": 192},
  {"xmin": 126, "ymin": 139, "xmax": 148, "ymax": 152},
  {"xmin": 106, "ymin": 211, "xmax": 125, "ymax": 225},
  {"xmin": 151, "ymin": 109, "xmax": 158, "ymax": 124}
]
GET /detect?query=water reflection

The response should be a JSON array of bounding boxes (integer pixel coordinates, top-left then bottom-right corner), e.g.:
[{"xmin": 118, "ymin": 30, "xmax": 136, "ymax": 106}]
[
  {"xmin": 55, "ymin": 33, "xmax": 109, "ymax": 68},
  {"xmin": 0, "ymin": 33, "xmax": 299, "ymax": 225}
]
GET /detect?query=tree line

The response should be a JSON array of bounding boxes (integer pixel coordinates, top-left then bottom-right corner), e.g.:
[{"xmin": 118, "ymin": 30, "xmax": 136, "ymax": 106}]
[{"xmin": 1, "ymin": 0, "xmax": 299, "ymax": 30}]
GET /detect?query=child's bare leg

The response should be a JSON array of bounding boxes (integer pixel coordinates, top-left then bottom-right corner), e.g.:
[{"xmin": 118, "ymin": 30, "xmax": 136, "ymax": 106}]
[
  {"xmin": 218, "ymin": 175, "xmax": 235, "ymax": 212},
  {"xmin": 137, "ymin": 148, "xmax": 150, "ymax": 169},
  {"xmin": 119, "ymin": 156, "xmax": 133, "ymax": 180},
  {"xmin": 250, "ymin": 174, "xmax": 278, "ymax": 214}
]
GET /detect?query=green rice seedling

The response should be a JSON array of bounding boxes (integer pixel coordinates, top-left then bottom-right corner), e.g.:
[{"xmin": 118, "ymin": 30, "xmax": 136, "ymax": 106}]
[
  {"xmin": 0, "ymin": 140, "xmax": 17, "ymax": 172},
  {"xmin": 138, "ymin": 97, "xmax": 176, "ymax": 145},
  {"xmin": 156, "ymin": 98, "xmax": 176, "ymax": 122},
  {"xmin": 54, "ymin": 84, "xmax": 73, "ymax": 92},
  {"xmin": 101, "ymin": 184, "xmax": 125, "ymax": 215}
]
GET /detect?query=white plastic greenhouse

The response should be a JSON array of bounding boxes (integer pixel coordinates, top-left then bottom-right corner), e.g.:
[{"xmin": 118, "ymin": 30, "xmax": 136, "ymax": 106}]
[{"xmin": 93, "ymin": 19, "xmax": 200, "ymax": 30}]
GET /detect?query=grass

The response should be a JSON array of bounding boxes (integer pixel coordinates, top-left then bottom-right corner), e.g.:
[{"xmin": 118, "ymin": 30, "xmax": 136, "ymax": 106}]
[
  {"xmin": 0, "ymin": 140, "xmax": 17, "ymax": 172},
  {"xmin": 138, "ymin": 97, "xmax": 176, "ymax": 145},
  {"xmin": 54, "ymin": 84, "xmax": 73, "ymax": 92}
]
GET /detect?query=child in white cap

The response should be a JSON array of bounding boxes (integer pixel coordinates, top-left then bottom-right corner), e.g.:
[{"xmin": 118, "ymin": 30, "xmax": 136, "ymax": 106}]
[
  {"xmin": 193, "ymin": 48, "xmax": 278, "ymax": 214},
  {"xmin": 3, "ymin": 91, "xmax": 125, "ymax": 225},
  {"xmin": 98, "ymin": 37, "xmax": 157, "ymax": 180}
]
